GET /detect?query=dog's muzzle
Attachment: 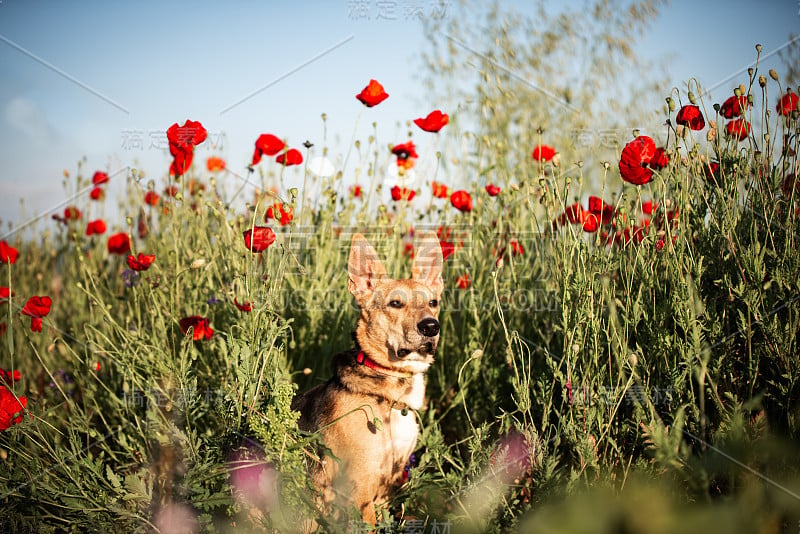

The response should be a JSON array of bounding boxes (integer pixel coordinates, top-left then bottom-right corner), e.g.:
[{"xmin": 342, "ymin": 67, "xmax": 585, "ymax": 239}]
[{"xmin": 417, "ymin": 318, "xmax": 440, "ymax": 338}]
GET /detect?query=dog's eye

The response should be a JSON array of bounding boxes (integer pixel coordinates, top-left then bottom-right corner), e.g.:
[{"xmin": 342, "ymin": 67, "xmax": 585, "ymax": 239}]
[
  {"xmin": 429, "ymin": 300, "xmax": 439, "ymax": 308},
  {"xmin": 388, "ymin": 300, "xmax": 403, "ymax": 309}
]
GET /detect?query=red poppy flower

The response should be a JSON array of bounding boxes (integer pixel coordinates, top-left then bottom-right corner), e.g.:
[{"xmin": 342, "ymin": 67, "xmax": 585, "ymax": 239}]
[
  {"xmin": 169, "ymin": 149, "xmax": 194, "ymax": 177},
  {"xmin": 456, "ymin": 273, "xmax": 471, "ymax": 290},
  {"xmin": 586, "ymin": 197, "xmax": 614, "ymax": 224},
  {"xmin": 167, "ymin": 120, "xmax": 207, "ymax": 176},
  {"xmin": 265, "ymin": 202, "xmax": 293, "ymax": 226},
  {"xmin": 720, "ymin": 95, "xmax": 748, "ymax": 119},
  {"xmin": 356, "ymin": 79, "xmax": 389, "ymax": 107},
  {"xmin": 776, "ymin": 92, "xmax": 798, "ymax": 116},
  {"xmin": 0, "ymin": 287, "xmax": 12, "ymax": 301},
  {"xmin": 436, "ymin": 226, "xmax": 452, "ymax": 241},
  {"xmin": 403, "ymin": 242, "xmax": 414, "ymax": 257},
  {"xmin": 509, "ymin": 240, "xmax": 524, "ymax": 256},
  {"xmin": 642, "ymin": 200, "xmax": 658, "ymax": 215},
  {"xmin": 164, "ymin": 185, "xmax": 179, "ymax": 197},
  {"xmin": 126, "ymin": 252, "xmax": 155, "ymax": 271},
  {"xmin": 107, "ymin": 232, "xmax": 131, "ymax": 255},
  {"xmin": 450, "ymin": 190, "xmax": 473, "ymax": 212},
  {"xmin": 234, "ymin": 298, "xmax": 252, "ymax": 312},
  {"xmin": 704, "ymin": 161, "xmax": 720, "ymax": 182},
  {"xmin": 350, "ymin": 184, "xmax": 362, "ymax": 197},
  {"xmin": 179, "ymin": 316, "xmax": 213, "ymax": 341},
  {"xmin": 391, "ymin": 142, "xmax": 418, "ymax": 168},
  {"xmin": 168, "ymin": 120, "xmax": 207, "ymax": 152},
  {"xmin": 619, "ymin": 135, "xmax": 656, "ymax": 185},
  {"xmin": 144, "ymin": 191, "xmax": 160, "ymax": 206},
  {"xmin": 21, "ymin": 295, "xmax": 51, "ymax": 332},
  {"xmin": 781, "ymin": 174, "xmax": 798, "ymax": 197},
  {"xmin": 252, "ymin": 134, "xmax": 286, "ymax": 165},
  {"xmin": 206, "ymin": 156, "xmax": 226, "ymax": 172},
  {"xmin": 531, "ymin": 145, "xmax": 556, "ymax": 163},
  {"xmin": 92, "ymin": 171, "xmax": 109, "ymax": 185},
  {"xmin": 676, "ymin": 105, "xmax": 705, "ymax": 130},
  {"xmin": 560, "ymin": 202, "xmax": 585, "ymax": 225},
  {"xmin": 243, "ymin": 226, "xmax": 276, "ymax": 253},
  {"xmin": 632, "ymin": 219, "xmax": 651, "ymax": 243},
  {"xmin": 414, "ymin": 110, "xmax": 449, "ymax": 132},
  {"xmin": 0, "ymin": 368, "xmax": 20, "ymax": 383},
  {"xmin": 485, "ymin": 184, "xmax": 501, "ymax": 196},
  {"xmin": 0, "ymin": 384, "xmax": 27, "ymax": 431},
  {"xmin": 276, "ymin": 148, "xmax": 303, "ymax": 166},
  {"xmin": 582, "ymin": 213, "xmax": 599, "ymax": 233},
  {"xmin": 89, "ymin": 186, "xmax": 105, "ymax": 201},
  {"xmin": 650, "ymin": 147, "xmax": 669, "ymax": 170},
  {"xmin": 85, "ymin": 219, "xmax": 107, "ymax": 236},
  {"xmin": 432, "ymin": 181, "xmax": 448, "ymax": 199},
  {"xmin": 390, "ymin": 185, "xmax": 416, "ymax": 201},
  {"xmin": 440, "ymin": 241, "xmax": 455, "ymax": 261},
  {"xmin": 725, "ymin": 118, "xmax": 750, "ymax": 141},
  {"xmin": 64, "ymin": 206, "xmax": 82, "ymax": 221},
  {"xmin": 0, "ymin": 241, "xmax": 18, "ymax": 264}
]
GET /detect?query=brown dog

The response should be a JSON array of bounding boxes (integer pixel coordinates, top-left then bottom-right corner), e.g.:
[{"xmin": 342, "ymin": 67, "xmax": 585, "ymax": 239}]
[{"xmin": 292, "ymin": 231, "xmax": 443, "ymax": 525}]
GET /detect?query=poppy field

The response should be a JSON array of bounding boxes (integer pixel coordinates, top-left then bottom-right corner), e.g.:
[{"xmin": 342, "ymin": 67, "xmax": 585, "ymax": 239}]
[{"xmin": 2, "ymin": 41, "xmax": 800, "ymax": 533}]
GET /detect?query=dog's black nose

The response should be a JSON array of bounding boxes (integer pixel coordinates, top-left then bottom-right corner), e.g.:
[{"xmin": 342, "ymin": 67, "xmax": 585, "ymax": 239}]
[{"xmin": 417, "ymin": 318, "xmax": 440, "ymax": 338}]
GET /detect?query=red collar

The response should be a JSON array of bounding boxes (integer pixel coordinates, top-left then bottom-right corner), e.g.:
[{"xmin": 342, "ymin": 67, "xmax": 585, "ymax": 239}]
[{"xmin": 356, "ymin": 351, "xmax": 414, "ymax": 378}]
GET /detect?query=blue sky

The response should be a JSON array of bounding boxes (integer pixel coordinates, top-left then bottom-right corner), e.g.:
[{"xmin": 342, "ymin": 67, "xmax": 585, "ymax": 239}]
[{"xmin": 1, "ymin": 0, "xmax": 797, "ymax": 235}]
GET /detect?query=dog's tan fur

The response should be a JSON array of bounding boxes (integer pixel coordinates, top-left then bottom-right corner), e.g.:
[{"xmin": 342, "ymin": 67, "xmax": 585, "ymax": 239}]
[{"xmin": 292, "ymin": 231, "xmax": 443, "ymax": 524}]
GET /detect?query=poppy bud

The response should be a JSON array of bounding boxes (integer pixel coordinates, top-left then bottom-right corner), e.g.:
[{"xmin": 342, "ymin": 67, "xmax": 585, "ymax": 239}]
[
  {"xmin": 759, "ymin": 75, "xmax": 767, "ymax": 87},
  {"xmin": 632, "ymin": 129, "xmax": 640, "ymax": 137},
  {"xmin": 734, "ymin": 87, "xmax": 742, "ymax": 97},
  {"xmin": 747, "ymin": 68, "xmax": 753, "ymax": 78},
  {"xmin": 321, "ymin": 113, "xmax": 327, "ymax": 121},
  {"xmin": 747, "ymin": 94, "xmax": 754, "ymax": 105},
  {"xmin": 666, "ymin": 97, "xmax": 675, "ymax": 111},
  {"xmin": 688, "ymin": 91, "xmax": 696, "ymax": 105},
  {"xmin": 769, "ymin": 69, "xmax": 779, "ymax": 81},
  {"xmin": 713, "ymin": 103, "xmax": 720, "ymax": 112},
  {"xmin": 755, "ymin": 43, "xmax": 762, "ymax": 53}
]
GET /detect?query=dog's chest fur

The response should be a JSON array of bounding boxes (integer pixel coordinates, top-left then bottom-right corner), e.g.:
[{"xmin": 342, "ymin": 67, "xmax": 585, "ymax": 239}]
[{"xmin": 292, "ymin": 349, "xmax": 426, "ymax": 511}]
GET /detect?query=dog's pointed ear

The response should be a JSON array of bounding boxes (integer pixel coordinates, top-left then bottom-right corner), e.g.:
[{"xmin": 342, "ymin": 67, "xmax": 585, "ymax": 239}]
[
  {"xmin": 348, "ymin": 234, "xmax": 388, "ymax": 302},
  {"xmin": 411, "ymin": 231, "xmax": 444, "ymax": 297}
]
